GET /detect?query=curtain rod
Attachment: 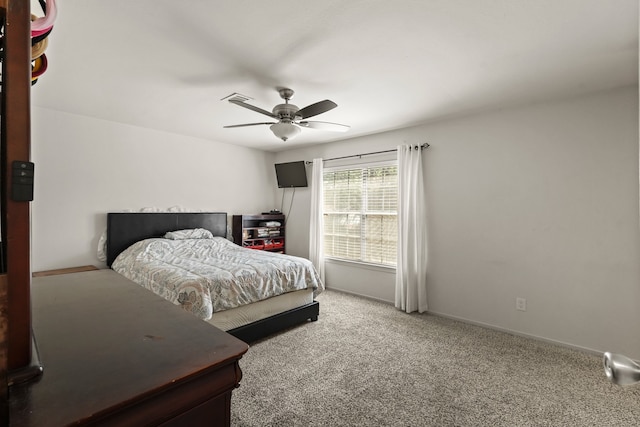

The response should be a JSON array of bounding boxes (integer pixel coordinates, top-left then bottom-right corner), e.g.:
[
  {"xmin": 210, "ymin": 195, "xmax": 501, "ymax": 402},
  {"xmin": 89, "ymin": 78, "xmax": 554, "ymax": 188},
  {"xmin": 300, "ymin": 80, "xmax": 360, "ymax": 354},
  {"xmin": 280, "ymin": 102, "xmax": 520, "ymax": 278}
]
[{"xmin": 305, "ymin": 143, "xmax": 429, "ymax": 164}]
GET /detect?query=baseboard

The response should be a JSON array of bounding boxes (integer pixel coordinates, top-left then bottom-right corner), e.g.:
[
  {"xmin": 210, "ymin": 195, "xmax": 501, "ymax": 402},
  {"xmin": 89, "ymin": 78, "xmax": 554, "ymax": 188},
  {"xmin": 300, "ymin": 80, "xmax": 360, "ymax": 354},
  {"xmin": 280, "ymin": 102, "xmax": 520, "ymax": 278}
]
[
  {"xmin": 324, "ymin": 286, "xmax": 393, "ymax": 305},
  {"xmin": 325, "ymin": 286, "xmax": 604, "ymax": 357},
  {"xmin": 427, "ymin": 309, "xmax": 603, "ymax": 357}
]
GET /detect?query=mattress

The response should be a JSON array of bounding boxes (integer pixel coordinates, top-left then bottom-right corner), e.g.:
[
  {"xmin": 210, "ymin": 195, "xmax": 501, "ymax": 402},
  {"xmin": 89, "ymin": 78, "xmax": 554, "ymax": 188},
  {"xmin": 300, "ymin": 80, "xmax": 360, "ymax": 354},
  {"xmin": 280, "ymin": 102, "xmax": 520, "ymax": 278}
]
[{"xmin": 207, "ymin": 288, "xmax": 314, "ymax": 331}]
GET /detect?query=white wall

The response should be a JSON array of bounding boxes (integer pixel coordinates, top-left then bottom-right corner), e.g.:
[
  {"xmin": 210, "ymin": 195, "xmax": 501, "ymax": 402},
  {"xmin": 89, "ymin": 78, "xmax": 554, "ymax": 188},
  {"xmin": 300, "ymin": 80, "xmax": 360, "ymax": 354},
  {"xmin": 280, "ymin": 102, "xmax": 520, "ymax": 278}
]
[
  {"xmin": 276, "ymin": 86, "xmax": 640, "ymax": 358},
  {"xmin": 31, "ymin": 108, "xmax": 278, "ymax": 271}
]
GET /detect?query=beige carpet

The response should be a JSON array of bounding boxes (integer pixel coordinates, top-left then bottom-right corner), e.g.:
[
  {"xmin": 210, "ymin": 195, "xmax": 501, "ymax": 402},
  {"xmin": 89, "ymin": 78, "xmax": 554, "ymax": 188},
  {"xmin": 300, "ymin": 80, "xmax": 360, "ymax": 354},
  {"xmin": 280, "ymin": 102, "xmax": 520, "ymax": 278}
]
[{"xmin": 231, "ymin": 289, "xmax": 640, "ymax": 426}]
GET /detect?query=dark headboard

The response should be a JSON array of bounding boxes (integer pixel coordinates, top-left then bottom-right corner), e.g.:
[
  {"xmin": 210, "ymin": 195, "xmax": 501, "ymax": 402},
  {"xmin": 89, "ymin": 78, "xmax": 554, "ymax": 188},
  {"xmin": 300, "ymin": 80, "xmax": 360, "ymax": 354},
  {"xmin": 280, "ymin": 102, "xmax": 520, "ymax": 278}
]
[{"xmin": 106, "ymin": 212, "xmax": 228, "ymax": 267}]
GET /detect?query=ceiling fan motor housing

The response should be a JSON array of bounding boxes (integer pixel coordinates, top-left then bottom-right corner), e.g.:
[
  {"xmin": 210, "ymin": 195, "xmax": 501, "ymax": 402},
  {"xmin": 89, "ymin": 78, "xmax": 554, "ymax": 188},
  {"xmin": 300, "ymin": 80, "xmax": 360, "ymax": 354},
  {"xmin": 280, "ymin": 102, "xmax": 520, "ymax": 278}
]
[{"xmin": 273, "ymin": 103, "xmax": 300, "ymax": 120}]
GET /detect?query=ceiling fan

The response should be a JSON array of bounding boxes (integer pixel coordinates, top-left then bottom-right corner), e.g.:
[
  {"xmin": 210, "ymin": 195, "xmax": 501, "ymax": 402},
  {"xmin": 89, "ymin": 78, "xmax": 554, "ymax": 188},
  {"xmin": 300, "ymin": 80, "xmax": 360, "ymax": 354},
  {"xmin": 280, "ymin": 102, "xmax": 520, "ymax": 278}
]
[{"xmin": 223, "ymin": 87, "xmax": 350, "ymax": 141}]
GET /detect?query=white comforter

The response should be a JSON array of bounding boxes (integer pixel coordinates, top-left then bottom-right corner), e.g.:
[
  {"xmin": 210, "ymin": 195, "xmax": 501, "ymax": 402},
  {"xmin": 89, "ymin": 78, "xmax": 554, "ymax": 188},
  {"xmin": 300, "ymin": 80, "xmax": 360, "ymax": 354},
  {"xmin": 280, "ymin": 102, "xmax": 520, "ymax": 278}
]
[{"xmin": 112, "ymin": 236, "xmax": 323, "ymax": 320}]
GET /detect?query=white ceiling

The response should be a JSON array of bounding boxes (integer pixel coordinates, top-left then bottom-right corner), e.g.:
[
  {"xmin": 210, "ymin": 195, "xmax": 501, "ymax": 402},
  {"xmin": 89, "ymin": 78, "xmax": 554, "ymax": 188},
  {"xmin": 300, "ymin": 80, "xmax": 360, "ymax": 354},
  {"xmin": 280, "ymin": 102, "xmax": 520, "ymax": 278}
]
[{"xmin": 31, "ymin": 0, "xmax": 638, "ymax": 152}]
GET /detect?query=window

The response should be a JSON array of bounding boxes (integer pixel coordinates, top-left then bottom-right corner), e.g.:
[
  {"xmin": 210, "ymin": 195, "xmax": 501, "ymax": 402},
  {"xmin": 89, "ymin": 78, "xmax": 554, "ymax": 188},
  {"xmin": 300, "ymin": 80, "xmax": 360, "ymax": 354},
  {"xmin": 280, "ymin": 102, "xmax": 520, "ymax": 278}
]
[{"xmin": 323, "ymin": 162, "xmax": 397, "ymax": 266}]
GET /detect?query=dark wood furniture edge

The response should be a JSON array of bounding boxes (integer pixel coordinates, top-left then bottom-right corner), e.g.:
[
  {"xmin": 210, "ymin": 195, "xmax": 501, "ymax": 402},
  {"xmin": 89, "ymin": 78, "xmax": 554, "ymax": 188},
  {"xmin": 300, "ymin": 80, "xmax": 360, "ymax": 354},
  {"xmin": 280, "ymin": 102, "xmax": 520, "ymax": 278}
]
[
  {"xmin": 0, "ymin": 274, "xmax": 7, "ymax": 422},
  {"xmin": 6, "ymin": 335, "xmax": 42, "ymax": 386},
  {"xmin": 10, "ymin": 270, "xmax": 249, "ymax": 426},
  {"xmin": 75, "ymin": 355, "xmax": 244, "ymax": 426},
  {"xmin": 228, "ymin": 301, "xmax": 319, "ymax": 343},
  {"xmin": 32, "ymin": 265, "xmax": 99, "ymax": 277},
  {"xmin": 2, "ymin": 0, "xmax": 32, "ymax": 372}
]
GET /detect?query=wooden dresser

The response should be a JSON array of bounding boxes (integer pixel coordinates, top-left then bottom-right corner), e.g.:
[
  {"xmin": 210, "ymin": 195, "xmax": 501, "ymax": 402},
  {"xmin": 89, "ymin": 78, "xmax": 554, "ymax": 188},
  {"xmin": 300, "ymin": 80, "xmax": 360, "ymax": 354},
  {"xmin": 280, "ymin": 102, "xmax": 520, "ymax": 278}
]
[{"xmin": 8, "ymin": 269, "xmax": 248, "ymax": 426}]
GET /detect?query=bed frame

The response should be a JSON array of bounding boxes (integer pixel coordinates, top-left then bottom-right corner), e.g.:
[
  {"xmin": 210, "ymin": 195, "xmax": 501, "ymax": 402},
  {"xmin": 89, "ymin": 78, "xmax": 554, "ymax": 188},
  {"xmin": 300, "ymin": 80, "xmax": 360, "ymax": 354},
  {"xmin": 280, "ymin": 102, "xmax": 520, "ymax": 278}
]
[{"xmin": 106, "ymin": 212, "xmax": 319, "ymax": 343}]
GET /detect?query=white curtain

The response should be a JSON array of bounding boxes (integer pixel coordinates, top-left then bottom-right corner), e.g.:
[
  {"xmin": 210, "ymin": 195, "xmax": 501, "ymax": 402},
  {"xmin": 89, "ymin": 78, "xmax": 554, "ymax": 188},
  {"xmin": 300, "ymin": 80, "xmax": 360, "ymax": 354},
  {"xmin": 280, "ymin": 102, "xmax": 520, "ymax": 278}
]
[
  {"xmin": 395, "ymin": 145, "xmax": 428, "ymax": 313},
  {"xmin": 309, "ymin": 158, "xmax": 325, "ymax": 283}
]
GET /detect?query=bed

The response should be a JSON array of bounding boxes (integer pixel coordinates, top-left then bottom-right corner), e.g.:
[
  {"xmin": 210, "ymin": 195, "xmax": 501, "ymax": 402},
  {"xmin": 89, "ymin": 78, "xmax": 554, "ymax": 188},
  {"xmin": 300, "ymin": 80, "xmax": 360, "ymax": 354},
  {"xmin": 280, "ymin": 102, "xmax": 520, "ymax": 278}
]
[{"xmin": 106, "ymin": 212, "xmax": 322, "ymax": 342}]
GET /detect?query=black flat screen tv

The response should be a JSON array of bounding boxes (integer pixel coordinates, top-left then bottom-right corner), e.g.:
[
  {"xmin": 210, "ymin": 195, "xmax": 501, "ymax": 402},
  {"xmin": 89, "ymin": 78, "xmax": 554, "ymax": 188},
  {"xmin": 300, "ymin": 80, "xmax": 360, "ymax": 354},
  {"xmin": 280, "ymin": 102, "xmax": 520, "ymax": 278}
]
[{"xmin": 275, "ymin": 161, "xmax": 308, "ymax": 188}]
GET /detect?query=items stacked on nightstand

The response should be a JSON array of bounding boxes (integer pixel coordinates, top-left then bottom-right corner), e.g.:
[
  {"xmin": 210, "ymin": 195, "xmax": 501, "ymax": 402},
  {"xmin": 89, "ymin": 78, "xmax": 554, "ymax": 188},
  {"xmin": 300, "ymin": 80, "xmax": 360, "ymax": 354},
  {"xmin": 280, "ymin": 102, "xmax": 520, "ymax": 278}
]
[{"xmin": 232, "ymin": 214, "xmax": 285, "ymax": 253}]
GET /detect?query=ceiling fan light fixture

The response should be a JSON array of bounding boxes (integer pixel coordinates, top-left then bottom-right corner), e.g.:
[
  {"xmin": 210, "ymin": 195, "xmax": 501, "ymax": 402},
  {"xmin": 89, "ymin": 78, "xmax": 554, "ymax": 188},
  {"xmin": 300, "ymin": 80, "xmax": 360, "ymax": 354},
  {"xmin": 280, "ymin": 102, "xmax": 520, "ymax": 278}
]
[
  {"xmin": 225, "ymin": 87, "xmax": 348, "ymax": 141},
  {"xmin": 270, "ymin": 122, "xmax": 300, "ymax": 142}
]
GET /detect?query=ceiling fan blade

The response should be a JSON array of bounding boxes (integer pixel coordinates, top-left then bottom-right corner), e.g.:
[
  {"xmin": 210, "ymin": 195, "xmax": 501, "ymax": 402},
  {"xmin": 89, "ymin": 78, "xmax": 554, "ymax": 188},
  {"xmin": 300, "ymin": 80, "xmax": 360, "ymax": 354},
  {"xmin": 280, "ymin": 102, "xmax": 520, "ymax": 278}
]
[
  {"xmin": 298, "ymin": 121, "xmax": 350, "ymax": 132},
  {"xmin": 229, "ymin": 99, "xmax": 277, "ymax": 118},
  {"xmin": 296, "ymin": 100, "xmax": 338, "ymax": 119},
  {"xmin": 223, "ymin": 122, "xmax": 276, "ymax": 128}
]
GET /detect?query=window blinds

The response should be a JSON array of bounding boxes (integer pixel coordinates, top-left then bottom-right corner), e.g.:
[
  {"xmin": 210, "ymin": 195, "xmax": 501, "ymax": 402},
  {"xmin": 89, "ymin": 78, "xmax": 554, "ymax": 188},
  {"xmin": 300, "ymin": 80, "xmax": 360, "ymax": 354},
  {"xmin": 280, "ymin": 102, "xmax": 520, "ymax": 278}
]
[{"xmin": 323, "ymin": 163, "xmax": 397, "ymax": 266}]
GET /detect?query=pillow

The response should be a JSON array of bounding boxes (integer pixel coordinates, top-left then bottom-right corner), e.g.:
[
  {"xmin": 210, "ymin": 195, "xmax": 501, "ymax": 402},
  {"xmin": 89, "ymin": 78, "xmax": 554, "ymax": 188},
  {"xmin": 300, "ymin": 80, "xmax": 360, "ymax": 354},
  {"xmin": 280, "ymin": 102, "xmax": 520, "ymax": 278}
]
[{"xmin": 164, "ymin": 228, "xmax": 214, "ymax": 240}]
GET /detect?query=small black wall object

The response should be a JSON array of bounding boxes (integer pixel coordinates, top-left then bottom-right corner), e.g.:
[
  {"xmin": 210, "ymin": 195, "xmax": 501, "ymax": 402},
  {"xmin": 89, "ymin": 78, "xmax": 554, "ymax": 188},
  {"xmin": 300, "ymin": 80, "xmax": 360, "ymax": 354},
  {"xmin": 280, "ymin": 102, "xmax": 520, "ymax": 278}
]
[{"xmin": 11, "ymin": 161, "xmax": 34, "ymax": 202}]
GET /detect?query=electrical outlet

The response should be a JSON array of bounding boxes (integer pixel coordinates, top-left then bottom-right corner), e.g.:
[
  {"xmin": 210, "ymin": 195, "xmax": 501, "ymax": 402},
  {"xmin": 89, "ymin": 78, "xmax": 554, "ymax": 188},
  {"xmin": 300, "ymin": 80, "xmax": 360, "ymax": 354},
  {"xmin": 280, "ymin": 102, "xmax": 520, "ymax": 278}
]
[{"xmin": 516, "ymin": 297, "xmax": 527, "ymax": 311}]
